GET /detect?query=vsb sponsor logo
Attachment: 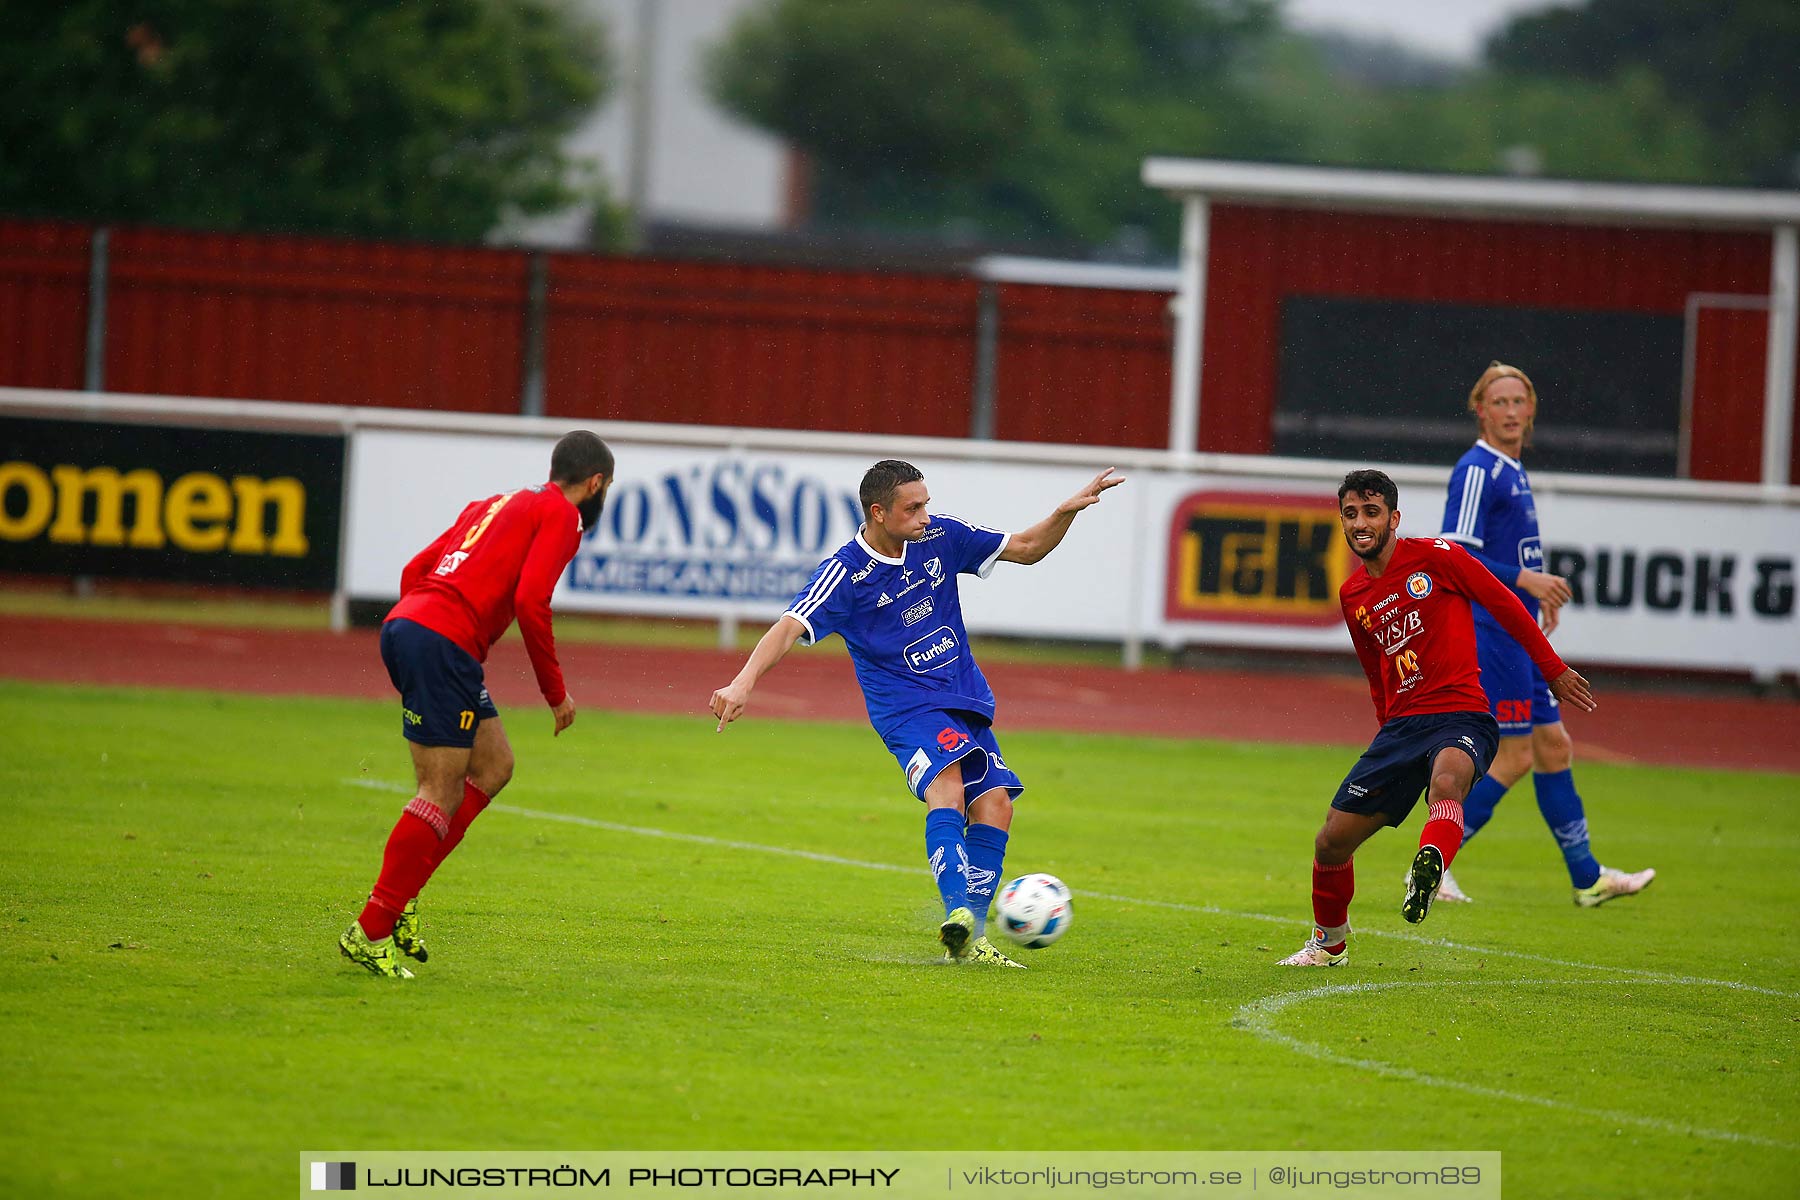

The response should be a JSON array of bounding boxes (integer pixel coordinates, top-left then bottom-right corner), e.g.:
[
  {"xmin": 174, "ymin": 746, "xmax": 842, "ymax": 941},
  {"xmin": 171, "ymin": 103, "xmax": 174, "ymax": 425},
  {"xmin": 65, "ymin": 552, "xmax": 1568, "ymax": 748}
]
[{"xmin": 1165, "ymin": 491, "xmax": 1353, "ymax": 625}]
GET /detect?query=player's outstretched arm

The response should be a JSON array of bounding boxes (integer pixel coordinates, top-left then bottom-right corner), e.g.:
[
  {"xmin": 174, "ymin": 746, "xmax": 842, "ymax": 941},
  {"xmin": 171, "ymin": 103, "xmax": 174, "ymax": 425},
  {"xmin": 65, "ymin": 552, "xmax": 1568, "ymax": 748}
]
[
  {"xmin": 1548, "ymin": 667, "xmax": 1597, "ymax": 713},
  {"xmin": 515, "ymin": 505, "xmax": 584, "ymax": 731},
  {"xmin": 1440, "ymin": 541, "xmax": 1571, "ymax": 682},
  {"xmin": 709, "ymin": 614, "xmax": 807, "ymax": 732},
  {"xmin": 1454, "ymin": 538, "xmax": 1572, "ymax": 615},
  {"xmin": 998, "ymin": 468, "xmax": 1125, "ymax": 565}
]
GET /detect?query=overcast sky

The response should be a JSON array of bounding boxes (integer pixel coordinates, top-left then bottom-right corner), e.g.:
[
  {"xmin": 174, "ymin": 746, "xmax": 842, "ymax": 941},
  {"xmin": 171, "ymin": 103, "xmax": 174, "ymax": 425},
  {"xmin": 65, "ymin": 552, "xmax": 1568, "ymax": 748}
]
[{"xmin": 1281, "ymin": 0, "xmax": 1560, "ymax": 62}]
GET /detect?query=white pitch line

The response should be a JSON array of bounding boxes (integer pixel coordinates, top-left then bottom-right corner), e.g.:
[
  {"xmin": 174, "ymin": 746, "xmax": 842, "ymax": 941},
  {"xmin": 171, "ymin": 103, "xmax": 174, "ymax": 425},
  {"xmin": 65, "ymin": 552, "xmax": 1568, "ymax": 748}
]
[
  {"xmin": 343, "ymin": 777, "xmax": 921, "ymax": 875},
  {"xmin": 1235, "ymin": 979, "xmax": 1799, "ymax": 1150},
  {"xmin": 341, "ymin": 778, "xmax": 1799, "ymax": 999},
  {"xmin": 1078, "ymin": 889, "xmax": 1800, "ymax": 998},
  {"xmin": 500, "ymin": 801, "xmax": 925, "ymax": 876}
]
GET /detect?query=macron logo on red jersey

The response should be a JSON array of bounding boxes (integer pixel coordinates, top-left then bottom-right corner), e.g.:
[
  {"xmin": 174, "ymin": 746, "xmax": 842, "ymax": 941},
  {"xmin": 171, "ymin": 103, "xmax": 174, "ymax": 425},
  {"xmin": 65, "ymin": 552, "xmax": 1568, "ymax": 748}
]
[{"xmin": 434, "ymin": 551, "xmax": 469, "ymax": 576}]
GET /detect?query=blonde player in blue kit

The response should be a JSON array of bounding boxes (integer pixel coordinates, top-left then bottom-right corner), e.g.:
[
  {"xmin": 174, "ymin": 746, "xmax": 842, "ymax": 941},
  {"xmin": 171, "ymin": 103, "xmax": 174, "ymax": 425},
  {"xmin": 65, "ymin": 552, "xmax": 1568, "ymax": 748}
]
[
  {"xmin": 1438, "ymin": 362, "xmax": 1654, "ymax": 907},
  {"xmin": 709, "ymin": 460, "xmax": 1123, "ymax": 967}
]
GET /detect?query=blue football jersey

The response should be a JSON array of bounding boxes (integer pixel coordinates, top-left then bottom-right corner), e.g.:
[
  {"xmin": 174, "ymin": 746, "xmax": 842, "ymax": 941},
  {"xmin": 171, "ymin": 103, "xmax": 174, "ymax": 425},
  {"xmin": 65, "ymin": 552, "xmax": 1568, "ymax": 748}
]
[
  {"xmin": 783, "ymin": 515, "xmax": 1010, "ymax": 737},
  {"xmin": 1440, "ymin": 439, "xmax": 1543, "ymax": 624}
]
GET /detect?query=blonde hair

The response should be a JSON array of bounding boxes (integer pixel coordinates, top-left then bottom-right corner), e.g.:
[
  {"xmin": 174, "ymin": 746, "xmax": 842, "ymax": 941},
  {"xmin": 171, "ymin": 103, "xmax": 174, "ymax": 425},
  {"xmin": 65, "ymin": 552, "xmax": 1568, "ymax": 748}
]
[{"xmin": 1467, "ymin": 361, "xmax": 1537, "ymax": 447}]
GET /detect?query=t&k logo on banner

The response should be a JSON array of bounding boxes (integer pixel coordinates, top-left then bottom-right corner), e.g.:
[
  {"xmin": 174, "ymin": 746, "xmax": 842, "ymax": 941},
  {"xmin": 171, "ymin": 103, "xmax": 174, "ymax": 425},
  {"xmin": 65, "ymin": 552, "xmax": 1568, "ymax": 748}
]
[
  {"xmin": 1165, "ymin": 491, "xmax": 1354, "ymax": 626},
  {"xmin": 568, "ymin": 457, "xmax": 862, "ymax": 603}
]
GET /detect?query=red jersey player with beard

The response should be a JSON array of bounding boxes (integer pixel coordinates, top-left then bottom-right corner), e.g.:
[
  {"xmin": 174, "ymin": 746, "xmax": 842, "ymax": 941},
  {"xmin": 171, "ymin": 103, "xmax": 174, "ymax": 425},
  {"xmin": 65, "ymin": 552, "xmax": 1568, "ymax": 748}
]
[
  {"xmin": 1278, "ymin": 469, "xmax": 1596, "ymax": 967},
  {"xmin": 339, "ymin": 431, "xmax": 614, "ymax": 979}
]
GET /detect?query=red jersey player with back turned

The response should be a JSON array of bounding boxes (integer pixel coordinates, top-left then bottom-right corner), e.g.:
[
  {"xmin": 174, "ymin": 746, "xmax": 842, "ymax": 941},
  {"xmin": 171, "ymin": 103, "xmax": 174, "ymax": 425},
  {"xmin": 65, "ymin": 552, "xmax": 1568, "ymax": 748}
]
[
  {"xmin": 1278, "ymin": 469, "xmax": 1596, "ymax": 967},
  {"xmin": 338, "ymin": 430, "xmax": 614, "ymax": 978}
]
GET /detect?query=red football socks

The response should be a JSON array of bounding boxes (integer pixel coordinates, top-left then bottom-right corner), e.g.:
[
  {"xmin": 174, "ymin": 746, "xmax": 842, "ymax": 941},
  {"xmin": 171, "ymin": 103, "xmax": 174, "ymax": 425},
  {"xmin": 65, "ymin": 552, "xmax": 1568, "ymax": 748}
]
[
  {"xmin": 356, "ymin": 798, "xmax": 448, "ymax": 940},
  {"xmin": 1421, "ymin": 797, "xmax": 1467, "ymax": 867},
  {"xmin": 1311, "ymin": 857, "xmax": 1355, "ymax": 950},
  {"xmin": 427, "ymin": 779, "xmax": 492, "ymax": 874}
]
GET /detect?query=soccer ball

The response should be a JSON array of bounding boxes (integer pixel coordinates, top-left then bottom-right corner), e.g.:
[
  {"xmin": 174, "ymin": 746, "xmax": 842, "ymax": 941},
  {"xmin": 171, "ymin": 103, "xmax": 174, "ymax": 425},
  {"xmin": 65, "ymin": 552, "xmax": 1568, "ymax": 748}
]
[{"xmin": 995, "ymin": 873, "xmax": 1072, "ymax": 949}]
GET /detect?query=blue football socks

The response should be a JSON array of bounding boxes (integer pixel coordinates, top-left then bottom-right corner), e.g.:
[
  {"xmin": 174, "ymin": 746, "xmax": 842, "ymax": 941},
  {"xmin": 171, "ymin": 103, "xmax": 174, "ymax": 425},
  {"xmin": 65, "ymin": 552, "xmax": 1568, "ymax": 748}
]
[
  {"xmin": 924, "ymin": 807, "xmax": 969, "ymax": 915},
  {"xmin": 963, "ymin": 822, "xmax": 1010, "ymax": 934},
  {"xmin": 1534, "ymin": 769, "xmax": 1601, "ymax": 889},
  {"xmin": 1460, "ymin": 773, "xmax": 1509, "ymax": 842}
]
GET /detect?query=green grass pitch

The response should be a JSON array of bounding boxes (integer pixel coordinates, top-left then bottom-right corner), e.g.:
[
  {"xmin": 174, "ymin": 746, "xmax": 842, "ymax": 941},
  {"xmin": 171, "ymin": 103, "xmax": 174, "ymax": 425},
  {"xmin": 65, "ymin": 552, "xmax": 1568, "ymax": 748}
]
[{"xmin": 1, "ymin": 681, "xmax": 1794, "ymax": 1197}]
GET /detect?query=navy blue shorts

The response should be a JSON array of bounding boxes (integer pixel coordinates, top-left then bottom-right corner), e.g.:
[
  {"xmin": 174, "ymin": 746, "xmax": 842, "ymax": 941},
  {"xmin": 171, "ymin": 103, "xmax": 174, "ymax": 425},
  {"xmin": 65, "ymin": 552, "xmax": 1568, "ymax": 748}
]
[
  {"xmin": 379, "ymin": 618, "xmax": 498, "ymax": 747},
  {"xmin": 1330, "ymin": 711, "xmax": 1500, "ymax": 826},
  {"xmin": 879, "ymin": 709, "xmax": 1024, "ymax": 803},
  {"xmin": 1475, "ymin": 622, "xmax": 1560, "ymax": 736}
]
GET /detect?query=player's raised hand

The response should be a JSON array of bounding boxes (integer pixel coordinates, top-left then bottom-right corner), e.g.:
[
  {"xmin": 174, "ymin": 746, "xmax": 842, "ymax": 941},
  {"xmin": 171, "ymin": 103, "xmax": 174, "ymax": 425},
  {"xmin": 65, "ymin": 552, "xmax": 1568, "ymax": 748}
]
[
  {"xmin": 710, "ymin": 682, "xmax": 751, "ymax": 732},
  {"xmin": 1062, "ymin": 468, "xmax": 1125, "ymax": 513},
  {"xmin": 552, "ymin": 693, "xmax": 577, "ymax": 736},
  {"xmin": 1548, "ymin": 667, "xmax": 1596, "ymax": 713}
]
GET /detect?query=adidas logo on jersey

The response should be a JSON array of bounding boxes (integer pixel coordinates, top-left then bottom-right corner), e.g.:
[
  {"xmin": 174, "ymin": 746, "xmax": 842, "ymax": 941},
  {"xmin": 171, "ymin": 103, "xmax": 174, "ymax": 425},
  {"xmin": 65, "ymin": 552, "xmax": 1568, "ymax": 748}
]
[{"xmin": 876, "ymin": 593, "xmax": 892, "ymax": 607}]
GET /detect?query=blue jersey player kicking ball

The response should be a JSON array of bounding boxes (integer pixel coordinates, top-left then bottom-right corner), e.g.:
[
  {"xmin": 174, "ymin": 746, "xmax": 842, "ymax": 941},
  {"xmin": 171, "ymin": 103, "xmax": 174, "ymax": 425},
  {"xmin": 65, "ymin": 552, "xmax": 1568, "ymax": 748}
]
[
  {"xmin": 709, "ymin": 459, "xmax": 1123, "ymax": 968},
  {"xmin": 1438, "ymin": 362, "xmax": 1654, "ymax": 908}
]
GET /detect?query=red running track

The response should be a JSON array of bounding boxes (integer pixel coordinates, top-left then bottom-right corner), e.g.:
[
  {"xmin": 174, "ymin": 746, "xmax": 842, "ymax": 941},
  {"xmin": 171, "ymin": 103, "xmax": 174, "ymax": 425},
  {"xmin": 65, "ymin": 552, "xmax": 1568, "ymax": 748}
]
[{"xmin": 2, "ymin": 616, "xmax": 1795, "ymax": 774}]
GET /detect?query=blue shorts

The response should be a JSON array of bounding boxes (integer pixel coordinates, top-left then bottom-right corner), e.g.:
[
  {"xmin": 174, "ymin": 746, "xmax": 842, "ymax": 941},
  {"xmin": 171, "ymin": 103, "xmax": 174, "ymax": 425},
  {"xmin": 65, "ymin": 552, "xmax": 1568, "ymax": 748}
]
[
  {"xmin": 379, "ymin": 618, "xmax": 498, "ymax": 747},
  {"xmin": 1330, "ymin": 711, "xmax": 1500, "ymax": 826},
  {"xmin": 880, "ymin": 710, "xmax": 1024, "ymax": 804},
  {"xmin": 1475, "ymin": 621, "xmax": 1560, "ymax": 736}
]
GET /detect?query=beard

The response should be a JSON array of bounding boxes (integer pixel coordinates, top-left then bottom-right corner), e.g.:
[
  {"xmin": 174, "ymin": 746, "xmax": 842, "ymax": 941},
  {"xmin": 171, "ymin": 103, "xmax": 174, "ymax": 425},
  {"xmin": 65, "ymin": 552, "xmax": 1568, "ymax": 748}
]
[
  {"xmin": 577, "ymin": 489, "xmax": 606, "ymax": 531},
  {"xmin": 1347, "ymin": 525, "xmax": 1391, "ymax": 561}
]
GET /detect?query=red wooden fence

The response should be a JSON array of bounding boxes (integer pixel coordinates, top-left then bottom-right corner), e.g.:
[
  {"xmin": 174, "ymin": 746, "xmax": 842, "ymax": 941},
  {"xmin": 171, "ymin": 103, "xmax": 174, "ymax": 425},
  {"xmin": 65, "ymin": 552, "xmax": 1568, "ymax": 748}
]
[
  {"xmin": 2, "ymin": 215, "xmax": 1793, "ymax": 481},
  {"xmin": 543, "ymin": 256, "xmax": 980, "ymax": 436}
]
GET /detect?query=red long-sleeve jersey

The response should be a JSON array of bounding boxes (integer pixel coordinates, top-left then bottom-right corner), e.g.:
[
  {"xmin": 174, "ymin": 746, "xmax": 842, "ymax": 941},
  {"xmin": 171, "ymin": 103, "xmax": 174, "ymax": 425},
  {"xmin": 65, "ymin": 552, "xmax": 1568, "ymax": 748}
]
[
  {"xmin": 1341, "ymin": 536, "xmax": 1568, "ymax": 727},
  {"xmin": 386, "ymin": 482, "xmax": 582, "ymax": 706}
]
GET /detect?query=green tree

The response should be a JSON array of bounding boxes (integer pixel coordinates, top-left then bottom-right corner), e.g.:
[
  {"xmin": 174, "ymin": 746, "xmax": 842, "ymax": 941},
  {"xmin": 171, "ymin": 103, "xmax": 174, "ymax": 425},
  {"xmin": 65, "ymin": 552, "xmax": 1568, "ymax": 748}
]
[
  {"xmin": 0, "ymin": 0, "xmax": 611, "ymax": 241},
  {"xmin": 1486, "ymin": 0, "xmax": 1800, "ymax": 184},
  {"xmin": 1357, "ymin": 69, "xmax": 1714, "ymax": 183},
  {"xmin": 708, "ymin": 0, "xmax": 1280, "ymax": 249},
  {"xmin": 967, "ymin": 0, "xmax": 1285, "ymax": 245},
  {"xmin": 707, "ymin": 0, "xmax": 1046, "ymax": 177},
  {"xmin": 1247, "ymin": 34, "xmax": 1713, "ymax": 185}
]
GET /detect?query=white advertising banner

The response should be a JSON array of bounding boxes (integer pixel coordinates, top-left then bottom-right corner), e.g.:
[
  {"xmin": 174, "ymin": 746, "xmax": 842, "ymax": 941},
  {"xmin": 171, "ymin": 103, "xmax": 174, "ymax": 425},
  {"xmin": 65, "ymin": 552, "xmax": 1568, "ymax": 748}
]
[
  {"xmin": 345, "ymin": 428, "xmax": 1798, "ymax": 673},
  {"xmin": 1141, "ymin": 473, "xmax": 1800, "ymax": 672},
  {"xmin": 345, "ymin": 429, "xmax": 1138, "ymax": 640},
  {"xmin": 1512, "ymin": 490, "xmax": 1798, "ymax": 672}
]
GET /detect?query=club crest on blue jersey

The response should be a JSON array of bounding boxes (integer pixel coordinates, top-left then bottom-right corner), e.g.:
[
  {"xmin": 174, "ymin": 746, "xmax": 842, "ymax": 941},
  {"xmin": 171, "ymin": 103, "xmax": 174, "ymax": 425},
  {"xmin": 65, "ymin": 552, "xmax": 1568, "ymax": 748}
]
[{"xmin": 1406, "ymin": 571, "xmax": 1433, "ymax": 599}]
